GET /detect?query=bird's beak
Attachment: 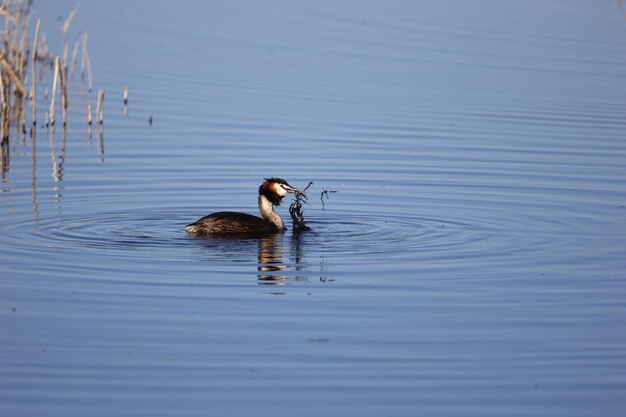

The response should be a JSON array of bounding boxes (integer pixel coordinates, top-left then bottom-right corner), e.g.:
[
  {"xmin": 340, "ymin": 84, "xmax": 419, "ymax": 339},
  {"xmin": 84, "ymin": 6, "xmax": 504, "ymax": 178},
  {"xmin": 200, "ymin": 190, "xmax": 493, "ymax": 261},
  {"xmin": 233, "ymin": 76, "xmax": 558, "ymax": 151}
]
[{"xmin": 283, "ymin": 184, "xmax": 304, "ymax": 194}]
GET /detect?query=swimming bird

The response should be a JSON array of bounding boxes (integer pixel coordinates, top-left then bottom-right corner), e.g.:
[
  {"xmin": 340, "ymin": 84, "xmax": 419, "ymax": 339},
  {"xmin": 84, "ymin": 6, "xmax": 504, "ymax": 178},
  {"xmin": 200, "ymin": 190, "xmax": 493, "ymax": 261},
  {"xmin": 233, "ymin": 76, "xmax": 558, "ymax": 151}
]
[{"xmin": 185, "ymin": 178, "xmax": 303, "ymax": 236}]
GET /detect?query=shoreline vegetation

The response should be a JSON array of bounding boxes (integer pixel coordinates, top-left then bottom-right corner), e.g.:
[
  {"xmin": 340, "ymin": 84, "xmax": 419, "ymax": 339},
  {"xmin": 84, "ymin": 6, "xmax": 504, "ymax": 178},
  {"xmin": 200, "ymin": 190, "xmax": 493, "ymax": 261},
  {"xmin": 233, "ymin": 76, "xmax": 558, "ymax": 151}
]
[{"xmin": 1, "ymin": 0, "xmax": 101, "ymax": 177}]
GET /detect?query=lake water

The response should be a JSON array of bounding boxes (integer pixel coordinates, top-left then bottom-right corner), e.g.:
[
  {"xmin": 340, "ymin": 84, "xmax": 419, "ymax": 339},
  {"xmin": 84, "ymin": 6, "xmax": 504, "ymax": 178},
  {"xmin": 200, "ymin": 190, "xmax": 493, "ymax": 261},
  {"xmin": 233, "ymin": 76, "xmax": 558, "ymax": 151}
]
[{"xmin": 2, "ymin": 1, "xmax": 626, "ymax": 416}]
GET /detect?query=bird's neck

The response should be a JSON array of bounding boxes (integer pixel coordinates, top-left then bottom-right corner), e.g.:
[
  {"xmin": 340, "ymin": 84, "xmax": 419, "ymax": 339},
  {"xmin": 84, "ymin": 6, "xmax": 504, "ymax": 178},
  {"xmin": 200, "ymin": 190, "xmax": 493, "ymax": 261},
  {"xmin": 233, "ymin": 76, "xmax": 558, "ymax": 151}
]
[{"xmin": 259, "ymin": 194, "xmax": 284, "ymax": 230}]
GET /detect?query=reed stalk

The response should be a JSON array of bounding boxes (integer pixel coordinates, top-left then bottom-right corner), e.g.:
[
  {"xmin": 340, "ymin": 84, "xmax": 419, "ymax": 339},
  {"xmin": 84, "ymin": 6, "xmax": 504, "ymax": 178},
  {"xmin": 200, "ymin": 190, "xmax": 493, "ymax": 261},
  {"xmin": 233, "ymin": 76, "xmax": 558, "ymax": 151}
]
[
  {"xmin": 16, "ymin": 4, "xmax": 27, "ymax": 88},
  {"xmin": 3, "ymin": 5, "xmax": 11, "ymax": 63},
  {"xmin": 31, "ymin": 18, "xmax": 40, "ymax": 125},
  {"xmin": 70, "ymin": 39, "xmax": 79, "ymax": 78},
  {"xmin": 59, "ymin": 57, "xmax": 67, "ymax": 126},
  {"xmin": 96, "ymin": 88, "xmax": 104, "ymax": 124},
  {"xmin": 62, "ymin": 4, "xmax": 80, "ymax": 69},
  {"xmin": 0, "ymin": 55, "xmax": 25, "ymax": 96},
  {"xmin": 38, "ymin": 32, "xmax": 47, "ymax": 81},
  {"xmin": 0, "ymin": 68, "xmax": 8, "ymax": 174},
  {"xmin": 49, "ymin": 56, "xmax": 59, "ymax": 126},
  {"xmin": 81, "ymin": 32, "xmax": 92, "ymax": 92}
]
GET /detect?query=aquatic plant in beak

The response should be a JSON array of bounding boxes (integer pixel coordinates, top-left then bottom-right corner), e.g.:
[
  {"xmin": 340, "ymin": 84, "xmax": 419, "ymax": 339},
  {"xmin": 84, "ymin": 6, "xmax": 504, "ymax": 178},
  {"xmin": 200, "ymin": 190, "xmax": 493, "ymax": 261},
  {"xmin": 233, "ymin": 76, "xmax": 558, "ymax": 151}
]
[{"xmin": 289, "ymin": 181, "xmax": 313, "ymax": 232}]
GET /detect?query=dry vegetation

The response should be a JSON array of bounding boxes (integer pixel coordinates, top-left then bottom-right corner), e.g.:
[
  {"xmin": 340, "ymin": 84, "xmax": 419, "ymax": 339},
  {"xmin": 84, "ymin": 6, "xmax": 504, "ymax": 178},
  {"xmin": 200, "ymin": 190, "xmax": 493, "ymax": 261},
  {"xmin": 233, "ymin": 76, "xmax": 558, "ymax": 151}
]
[{"xmin": 1, "ymin": 0, "xmax": 98, "ymax": 175}]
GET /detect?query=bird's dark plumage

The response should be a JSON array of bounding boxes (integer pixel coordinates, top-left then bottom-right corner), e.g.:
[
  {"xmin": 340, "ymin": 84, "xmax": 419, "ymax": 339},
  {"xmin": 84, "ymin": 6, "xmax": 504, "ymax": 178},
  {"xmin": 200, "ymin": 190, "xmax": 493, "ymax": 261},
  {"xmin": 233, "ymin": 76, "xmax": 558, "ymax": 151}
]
[{"xmin": 185, "ymin": 211, "xmax": 279, "ymax": 236}]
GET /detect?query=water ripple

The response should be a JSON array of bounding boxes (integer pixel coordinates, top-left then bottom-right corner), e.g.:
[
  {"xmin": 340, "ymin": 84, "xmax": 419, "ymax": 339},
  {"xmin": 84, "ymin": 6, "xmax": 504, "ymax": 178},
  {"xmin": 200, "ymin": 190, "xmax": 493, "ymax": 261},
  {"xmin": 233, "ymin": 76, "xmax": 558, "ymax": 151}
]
[{"xmin": 1, "ymin": 204, "xmax": 582, "ymax": 273}]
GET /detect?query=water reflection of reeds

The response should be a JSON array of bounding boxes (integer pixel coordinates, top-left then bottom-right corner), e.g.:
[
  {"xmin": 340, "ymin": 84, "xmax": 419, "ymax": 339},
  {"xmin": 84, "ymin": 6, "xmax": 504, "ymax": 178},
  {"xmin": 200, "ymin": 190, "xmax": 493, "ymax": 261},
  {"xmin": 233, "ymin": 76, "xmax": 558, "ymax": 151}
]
[{"xmin": 30, "ymin": 127, "xmax": 38, "ymax": 222}]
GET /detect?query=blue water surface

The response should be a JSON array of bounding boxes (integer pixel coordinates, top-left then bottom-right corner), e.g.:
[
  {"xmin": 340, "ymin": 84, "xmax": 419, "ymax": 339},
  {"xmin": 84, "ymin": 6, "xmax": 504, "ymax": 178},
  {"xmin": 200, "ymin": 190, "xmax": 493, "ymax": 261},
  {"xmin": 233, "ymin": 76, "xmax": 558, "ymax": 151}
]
[{"xmin": 2, "ymin": 1, "xmax": 626, "ymax": 416}]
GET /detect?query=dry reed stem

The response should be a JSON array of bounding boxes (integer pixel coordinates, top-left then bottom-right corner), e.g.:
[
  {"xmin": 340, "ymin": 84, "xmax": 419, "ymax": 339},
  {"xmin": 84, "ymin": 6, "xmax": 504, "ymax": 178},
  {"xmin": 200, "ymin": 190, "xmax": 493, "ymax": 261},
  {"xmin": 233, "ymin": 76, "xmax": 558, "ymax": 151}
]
[
  {"xmin": 38, "ymin": 32, "xmax": 47, "ymax": 81},
  {"xmin": 49, "ymin": 56, "xmax": 59, "ymax": 126},
  {"xmin": 62, "ymin": 4, "xmax": 80, "ymax": 66},
  {"xmin": 70, "ymin": 39, "xmax": 79, "ymax": 78},
  {"xmin": 31, "ymin": 18, "xmax": 40, "ymax": 125},
  {"xmin": 58, "ymin": 57, "xmax": 67, "ymax": 126},
  {"xmin": 3, "ymin": 4, "xmax": 11, "ymax": 60},
  {"xmin": 0, "ymin": 64, "xmax": 5, "ymax": 112},
  {"xmin": 0, "ymin": 66, "xmax": 6, "ymax": 135},
  {"xmin": 18, "ymin": 5, "xmax": 27, "ymax": 57},
  {"xmin": 0, "ymin": 9, "xmax": 16, "ymax": 23},
  {"xmin": 17, "ymin": 18, "xmax": 28, "ymax": 86},
  {"xmin": 80, "ymin": 32, "xmax": 86, "ymax": 79},
  {"xmin": 81, "ymin": 32, "xmax": 92, "ymax": 92},
  {"xmin": 96, "ymin": 88, "xmax": 104, "ymax": 124},
  {"xmin": 85, "ymin": 48, "xmax": 92, "ymax": 92},
  {"xmin": 3, "ymin": 5, "xmax": 11, "ymax": 47},
  {"xmin": 0, "ymin": 68, "xmax": 8, "ymax": 173},
  {"xmin": 0, "ymin": 56, "xmax": 26, "ymax": 96},
  {"xmin": 95, "ymin": 90, "xmax": 100, "ymax": 124}
]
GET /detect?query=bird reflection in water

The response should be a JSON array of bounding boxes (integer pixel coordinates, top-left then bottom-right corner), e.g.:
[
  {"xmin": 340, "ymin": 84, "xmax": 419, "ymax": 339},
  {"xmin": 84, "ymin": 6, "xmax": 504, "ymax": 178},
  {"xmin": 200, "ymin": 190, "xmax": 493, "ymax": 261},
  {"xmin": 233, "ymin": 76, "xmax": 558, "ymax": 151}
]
[
  {"xmin": 257, "ymin": 234, "xmax": 288, "ymax": 285},
  {"xmin": 190, "ymin": 232, "xmax": 309, "ymax": 286},
  {"xmin": 258, "ymin": 232, "xmax": 312, "ymax": 285}
]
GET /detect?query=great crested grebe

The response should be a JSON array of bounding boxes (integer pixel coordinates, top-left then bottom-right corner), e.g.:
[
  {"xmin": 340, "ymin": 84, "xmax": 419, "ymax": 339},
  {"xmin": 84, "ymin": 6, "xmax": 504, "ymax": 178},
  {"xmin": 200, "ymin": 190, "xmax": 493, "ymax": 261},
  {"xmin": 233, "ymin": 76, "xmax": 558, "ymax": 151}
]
[{"xmin": 185, "ymin": 178, "xmax": 303, "ymax": 236}]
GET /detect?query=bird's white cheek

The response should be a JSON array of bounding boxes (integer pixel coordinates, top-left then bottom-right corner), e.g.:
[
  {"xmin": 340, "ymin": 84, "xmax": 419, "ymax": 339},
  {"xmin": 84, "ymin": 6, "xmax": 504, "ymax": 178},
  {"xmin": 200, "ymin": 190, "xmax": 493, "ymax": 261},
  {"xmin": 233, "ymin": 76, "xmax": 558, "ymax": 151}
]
[{"xmin": 275, "ymin": 185, "xmax": 288, "ymax": 196}]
